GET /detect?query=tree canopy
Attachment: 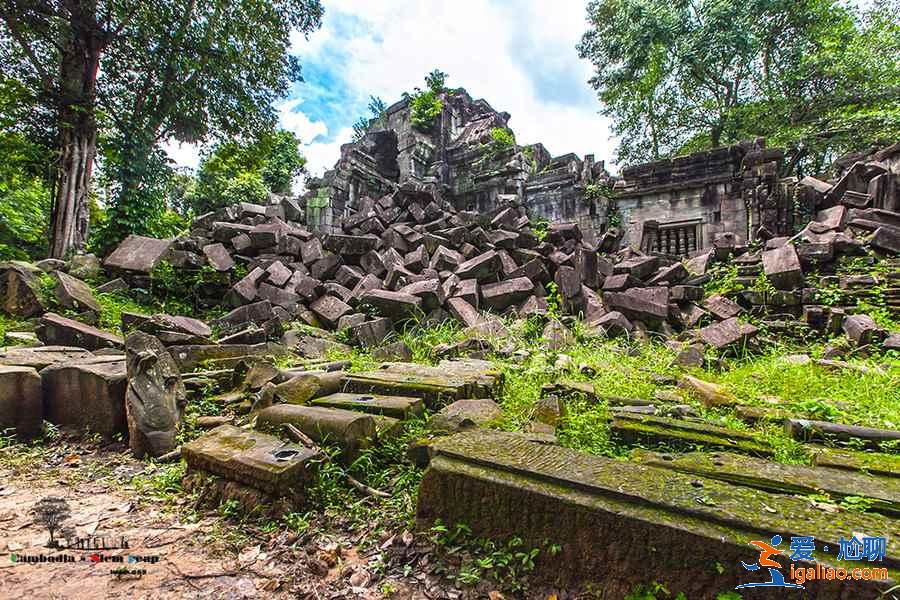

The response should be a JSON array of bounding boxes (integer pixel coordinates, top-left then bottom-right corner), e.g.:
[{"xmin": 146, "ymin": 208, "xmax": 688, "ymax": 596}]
[
  {"xmin": 1, "ymin": 0, "xmax": 323, "ymax": 256},
  {"xmin": 578, "ymin": 0, "xmax": 900, "ymax": 173}
]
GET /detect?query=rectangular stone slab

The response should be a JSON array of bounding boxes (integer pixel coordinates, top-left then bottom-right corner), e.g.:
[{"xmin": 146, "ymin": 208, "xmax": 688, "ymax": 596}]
[
  {"xmin": 417, "ymin": 431, "xmax": 898, "ymax": 596},
  {"xmin": 611, "ymin": 412, "xmax": 774, "ymax": 456},
  {"xmin": 182, "ymin": 424, "xmax": 317, "ymax": 494},
  {"xmin": 342, "ymin": 361, "xmax": 501, "ymax": 407},
  {"xmin": 811, "ymin": 446, "xmax": 900, "ymax": 479},
  {"xmin": 633, "ymin": 450, "xmax": 900, "ymax": 518},
  {"xmin": 310, "ymin": 392, "xmax": 425, "ymax": 420}
]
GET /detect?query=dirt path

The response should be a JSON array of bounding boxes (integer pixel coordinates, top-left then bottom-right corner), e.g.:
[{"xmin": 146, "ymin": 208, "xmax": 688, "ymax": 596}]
[{"xmin": 0, "ymin": 436, "xmax": 391, "ymax": 600}]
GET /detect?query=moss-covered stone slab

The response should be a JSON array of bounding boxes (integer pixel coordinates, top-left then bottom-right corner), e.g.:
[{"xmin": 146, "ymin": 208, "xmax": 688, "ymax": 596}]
[
  {"xmin": 182, "ymin": 424, "xmax": 318, "ymax": 494},
  {"xmin": 418, "ymin": 431, "xmax": 897, "ymax": 596},
  {"xmin": 611, "ymin": 412, "xmax": 773, "ymax": 456},
  {"xmin": 256, "ymin": 404, "xmax": 376, "ymax": 460},
  {"xmin": 811, "ymin": 446, "xmax": 900, "ymax": 479},
  {"xmin": 342, "ymin": 360, "xmax": 501, "ymax": 407},
  {"xmin": 633, "ymin": 450, "xmax": 900, "ymax": 517},
  {"xmin": 310, "ymin": 392, "xmax": 424, "ymax": 420}
]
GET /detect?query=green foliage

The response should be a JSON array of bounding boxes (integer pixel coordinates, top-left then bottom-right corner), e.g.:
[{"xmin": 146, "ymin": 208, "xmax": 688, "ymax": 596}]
[
  {"xmin": 0, "ymin": 127, "xmax": 51, "ymax": 261},
  {"xmin": 353, "ymin": 96, "xmax": 388, "ymax": 141},
  {"xmin": 530, "ymin": 217, "xmax": 549, "ymax": 241},
  {"xmin": 489, "ymin": 127, "xmax": 515, "ymax": 148},
  {"xmin": 577, "ymin": 0, "xmax": 900, "ymax": 172},
  {"xmin": 704, "ymin": 264, "xmax": 745, "ymax": 297},
  {"xmin": 624, "ymin": 583, "xmax": 687, "ymax": 600},
  {"xmin": 427, "ymin": 520, "xmax": 556, "ymax": 593},
  {"xmin": 409, "ymin": 90, "xmax": 443, "ymax": 130},
  {"xmin": 405, "ymin": 70, "xmax": 448, "ymax": 131},
  {"xmin": 424, "ymin": 69, "xmax": 448, "ymax": 93},
  {"xmin": 183, "ymin": 129, "xmax": 304, "ymax": 215}
]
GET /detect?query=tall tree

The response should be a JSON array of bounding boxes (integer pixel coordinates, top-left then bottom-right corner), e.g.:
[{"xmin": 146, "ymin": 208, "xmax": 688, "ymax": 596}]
[
  {"xmin": 1, "ymin": 0, "xmax": 323, "ymax": 257},
  {"xmin": 576, "ymin": 0, "xmax": 881, "ymax": 169},
  {"xmin": 1, "ymin": 0, "xmax": 129, "ymax": 257}
]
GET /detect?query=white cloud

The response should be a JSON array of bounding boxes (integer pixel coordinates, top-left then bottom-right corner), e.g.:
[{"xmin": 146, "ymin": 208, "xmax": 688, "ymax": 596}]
[
  {"xmin": 169, "ymin": 1, "xmax": 617, "ymax": 181},
  {"xmin": 292, "ymin": 0, "xmax": 617, "ymax": 175}
]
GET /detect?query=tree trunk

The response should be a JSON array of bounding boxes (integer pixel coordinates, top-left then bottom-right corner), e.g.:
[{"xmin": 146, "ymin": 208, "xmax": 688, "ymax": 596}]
[
  {"xmin": 49, "ymin": 108, "xmax": 96, "ymax": 258},
  {"xmin": 48, "ymin": 1, "xmax": 101, "ymax": 259}
]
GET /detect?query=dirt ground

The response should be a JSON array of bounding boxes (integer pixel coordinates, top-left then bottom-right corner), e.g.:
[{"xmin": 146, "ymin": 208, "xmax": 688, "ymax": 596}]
[{"xmin": 0, "ymin": 436, "xmax": 399, "ymax": 600}]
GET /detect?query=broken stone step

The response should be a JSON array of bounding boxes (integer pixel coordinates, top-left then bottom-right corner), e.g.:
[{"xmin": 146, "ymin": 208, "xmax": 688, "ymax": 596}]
[
  {"xmin": 417, "ymin": 431, "xmax": 897, "ymax": 595},
  {"xmin": 611, "ymin": 413, "xmax": 772, "ymax": 456},
  {"xmin": 310, "ymin": 392, "xmax": 425, "ymax": 420},
  {"xmin": 182, "ymin": 424, "xmax": 318, "ymax": 495},
  {"xmin": 256, "ymin": 404, "xmax": 376, "ymax": 459},
  {"xmin": 633, "ymin": 450, "xmax": 900, "ymax": 518}
]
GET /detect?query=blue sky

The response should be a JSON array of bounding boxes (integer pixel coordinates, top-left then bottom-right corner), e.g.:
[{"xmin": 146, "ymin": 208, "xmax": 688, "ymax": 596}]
[{"xmin": 165, "ymin": 0, "xmax": 619, "ymax": 179}]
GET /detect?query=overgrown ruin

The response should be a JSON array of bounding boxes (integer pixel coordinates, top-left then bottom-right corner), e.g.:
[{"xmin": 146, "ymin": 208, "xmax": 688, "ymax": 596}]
[{"xmin": 1, "ymin": 84, "xmax": 899, "ymax": 599}]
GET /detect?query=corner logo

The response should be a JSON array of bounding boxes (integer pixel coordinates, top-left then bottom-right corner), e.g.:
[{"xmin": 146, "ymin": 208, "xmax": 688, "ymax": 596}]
[{"xmin": 736, "ymin": 535, "xmax": 804, "ymax": 589}]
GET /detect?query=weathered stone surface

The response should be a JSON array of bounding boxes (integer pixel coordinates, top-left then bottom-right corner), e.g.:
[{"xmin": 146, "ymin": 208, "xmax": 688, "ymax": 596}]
[
  {"xmin": 698, "ymin": 317, "xmax": 758, "ymax": 349},
  {"xmin": 672, "ymin": 344, "xmax": 704, "ymax": 367},
  {"xmin": 311, "ymin": 392, "xmax": 424, "ymax": 420},
  {"xmin": 202, "ymin": 243, "xmax": 235, "ymax": 272},
  {"xmin": 348, "ymin": 317, "xmax": 393, "ymax": 347},
  {"xmin": 399, "ymin": 279, "xmax": 446, "ymax": 311},
  {"xmin": 871, "ymin": 226, "xmax": 900, "ymax": 254},
  {"xmin": 343, "ymin": 361, "xmax": 501, "ymax": 407},
  {"xmin": 360, "ymin": 289, "xmax": 422, "ymax": 321},
  {"xmin": 169, "ymin": 342, "xmax": 285, "ymax": 371},
  {"xmin": 602, "ymin": 287, "xmax": 668, "ymax": 323},
  {"xmin": 265, "ymin": 261, "xmax": 293, "ymax": 287},
  {"xmin": 124, "ymin": 332, "xmax": 185, "ymax": 458},
  {"xmin": 38, "ymin": 313, "xmax": 123, "ymax": 350},
  {"xmin": 0, "ymin": 262, "xmax": 45, "ymax": 317},
  {"xmin": 842, "ymin": 314, "xmax": 885, "ymax": 349},
  {"xmin": 273, "ymin": 371, "xmax": 344, "ymax": 405},
  {"xmin": 587, "ymin": 311, "xmax": 633, "ymax": 338},
  {"xmin": 541, "ymin": 319, "xmax": 574, "ymax": 350},
  {"xmin": 430, "ymin": 399, "xmax": 502, "ymax": 434},
  {"xmin": 104, "ymin": 235, "xmax": 172, "ymax": 273},
  {"xmin": 95, "ymin": 278, "xmax": 128, "ymax": 294},
  {"xmin": 481, "ymin": 277, "xmax": 533, "ymax": 312},
  {"xmin": 310, "ymin": 295, "xmax": 352, "ymax": 328},
  {"xmin": 678, "ymin": 375, "xmax": 737, "ymax": 407},
  {"xmin": 455, "ymin": 251, "xmax": 500, "ymax": 281},
  {"xmin": 182, "ymin": 424, "xmax": 317, "ymax": 494},
  {"xmin": 226, "ymin": 267, "xmax": 266, "ymax": 306},
  {"xmin": 214, "ymin": 299, "xmax": 276, "ymax": 331},
  {"xmin": 67, "ymin": 253, "xmax": 101, "ymax": 280},
  {"xmin": 0, "ymin": 365, "xmax": 43, "ymax": 439},
  {"xmin": 417, "ymin": 431, "xmax": 894, "ymax": 596},
  {"xmin": 0, "ymin": 346, "xmax": 93, "ymax": 370},
  {"xmin": 634, "ymin": 450, "xmax": 900, "ymax": 517},
  {"xmin": 613, "ymin": 411, "xmax": 770, "ymax": 454},
  {"xmin": 41, "ymin": 357, "xmax": 127, "ymax": 438},
  {"xmin": 613, "ymin": 256, "xmax": 659, "ymax": 280},
  {"xmin": 702, "ymin": 294, "xmax": 742, "ymax": 320},
  {"xmin": 762, "ymin": 244, "xmax": 804, "ymax": 290},
  {"xmin": 372, "ymin": 340, "xmax": 413, "ymax": 362},
  {"xmin": 256, "ymin": 404, "xmax": 376, "ymax": 459}
]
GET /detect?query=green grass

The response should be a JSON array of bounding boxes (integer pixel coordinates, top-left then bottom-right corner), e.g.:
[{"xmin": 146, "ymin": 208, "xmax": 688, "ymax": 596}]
[{"xmin": 0, "ymin": 313, "xmax": 34, "ymax": 344}]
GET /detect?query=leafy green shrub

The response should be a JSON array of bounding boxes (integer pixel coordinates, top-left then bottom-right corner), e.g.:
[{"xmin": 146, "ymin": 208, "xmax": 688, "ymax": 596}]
[
  {"xmin": 409, "ymin": 89, "xmax": 442, "ymax": 130},
  {"xmin": 221, "ymin": 171, "xmax": 268, "ymax": 206}
]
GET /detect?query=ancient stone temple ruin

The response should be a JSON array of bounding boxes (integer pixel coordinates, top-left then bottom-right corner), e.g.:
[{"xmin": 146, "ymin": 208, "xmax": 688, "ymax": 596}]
[
  {"xmin": 302, "ymin": 88, "xmax": 613, "ymax": 238},
  {"xmin": 300, "ymin": 87, "xmax": 818, "ymax": 255}
]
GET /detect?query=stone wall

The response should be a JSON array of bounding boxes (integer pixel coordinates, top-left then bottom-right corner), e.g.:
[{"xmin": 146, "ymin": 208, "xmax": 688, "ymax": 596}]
[{"xmin": 304, "ymin": 87, "xmax": 797, "ymax": 254}]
